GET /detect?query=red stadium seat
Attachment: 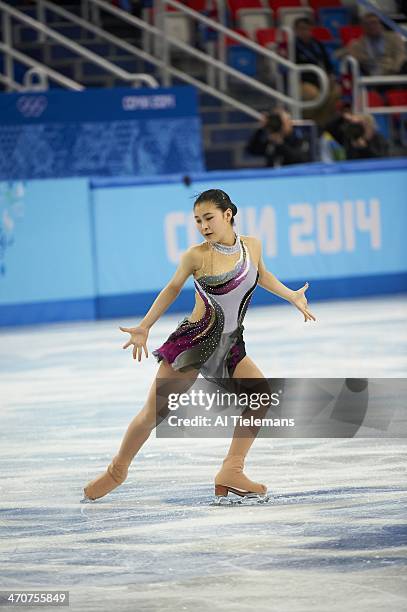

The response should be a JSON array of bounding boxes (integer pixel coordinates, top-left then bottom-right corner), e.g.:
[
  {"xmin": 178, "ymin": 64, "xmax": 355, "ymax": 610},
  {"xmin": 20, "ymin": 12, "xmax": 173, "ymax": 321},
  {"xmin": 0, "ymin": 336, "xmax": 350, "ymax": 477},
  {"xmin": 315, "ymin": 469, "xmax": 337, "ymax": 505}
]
[
  {"xmin": 340, "ymin": 25, "xmax": 363, "ymax": 46},
  {"xmin": 308, "ymin": 0, "xmax": 342, "ymax": 9},
  {"xmin": 387, "ymin": 90, "xmax": 407, "ymax": 107},
  {"xmin": 227, "ymin": 0, "xmax": 263, "ymax": 20},
  {"xmin": 224, "ymin": 28, "xmax": 250, "ymax": 46},
  {"xmin": 368, "ymin": 91, "xmax": 386, "ymax": 107},
  {"xmin": 269, "ymin": 1, "xmax": 314, "ymax": 27},
  {"xmin": 186, "ymin": 0, "xmax": 219, "ymax": 19},
  {"xmin": 311, "ymin": 26, "xmax": 334, "ymax": 41},
  {"xmin": 256, "ymin": 27, "xmax": 287, "ymax": 46},
  {"xmin": 186, "ymin": 0, "xmax": 211, "ymax": 10},
  {"xmin": 237, "ymin": 8, "xmax": 273, "ymax": 36},
  {"xmin": 268, "ymin": 0, "xmax": 302, "ymax": 11}
]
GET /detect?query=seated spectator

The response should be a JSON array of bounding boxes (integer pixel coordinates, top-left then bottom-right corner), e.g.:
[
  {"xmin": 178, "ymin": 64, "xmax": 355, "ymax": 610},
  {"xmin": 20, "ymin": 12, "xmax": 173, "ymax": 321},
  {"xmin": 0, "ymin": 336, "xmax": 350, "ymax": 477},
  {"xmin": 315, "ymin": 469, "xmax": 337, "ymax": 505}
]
[
  {"xmin": 246, "ymin": 109, "xmax": 311, "ymax": 167},
  {"xmin": 343, "ymin": 113, "xmax": 389, "ymax": 159},
  {"xmin": 336, "ymin": 12, "xmax": 407, "ymax": 76},
  {"xmin": 294, "ymin": 17, "xmax": 341, "ymax": 127},
  {"xmin": 321, "ymin": 107, "xmax": 389, "ymax": 160},
  {"xmin": 319, "ymin": 103, "xmax": 354, "ymax": 161},
  {"xmin": 323, "ymin": 102, "xmax": 356, "ymax": 146}
]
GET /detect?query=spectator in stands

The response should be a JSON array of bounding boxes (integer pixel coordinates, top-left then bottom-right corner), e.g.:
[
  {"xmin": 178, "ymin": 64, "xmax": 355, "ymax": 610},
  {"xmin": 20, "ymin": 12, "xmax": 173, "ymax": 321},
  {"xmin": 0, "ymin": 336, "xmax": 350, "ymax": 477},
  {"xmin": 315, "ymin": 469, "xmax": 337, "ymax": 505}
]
[
  {"xmin": 323, "ymin": 102, "xmax": 355, "ymax": 147},
  {"xmin": 336, "ymin": 12, "xmax": 407, "ymax": 76},
  {"xmin": 319, "ymin": 103, "xmax": 355, "ymax": 161},
  {"xmin": 343, "ymin": 113, "xmax": 389, "ymax": 159},
  {"xmin": 294, "ymin": 17, "xmax": 342, "ymax": 127},
  {"xmin": 321, "ymin": 105, "xmax": 389, "ymax": 160},
  {"xmin": 246, "ymin": 109, "xmax": 311, "ymax": 167}
]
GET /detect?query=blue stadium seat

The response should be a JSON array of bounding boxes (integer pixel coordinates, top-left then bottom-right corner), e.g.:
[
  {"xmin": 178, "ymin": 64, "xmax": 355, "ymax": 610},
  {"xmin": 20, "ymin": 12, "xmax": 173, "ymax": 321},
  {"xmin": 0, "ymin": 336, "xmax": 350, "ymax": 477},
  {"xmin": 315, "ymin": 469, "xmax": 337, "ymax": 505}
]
[
  {"xmin": 227, "ymin": 46, "xmax": 257, "ymax": 77},
  {"xmin": 375, "ymin": 114, "xmax": 391, "ymax": 141},
  {"xmin": 318, "ymin": 7, "xmax": 351, "ymax": 40}
]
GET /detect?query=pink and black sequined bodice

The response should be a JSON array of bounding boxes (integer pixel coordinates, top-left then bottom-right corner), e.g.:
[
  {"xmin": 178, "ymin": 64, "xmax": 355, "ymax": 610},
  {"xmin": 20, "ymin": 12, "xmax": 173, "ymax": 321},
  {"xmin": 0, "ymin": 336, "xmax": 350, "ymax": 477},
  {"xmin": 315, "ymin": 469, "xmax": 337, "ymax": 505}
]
[{"xmin": 153, "ymin": 239, "xmax": 258, "ymax": 378}]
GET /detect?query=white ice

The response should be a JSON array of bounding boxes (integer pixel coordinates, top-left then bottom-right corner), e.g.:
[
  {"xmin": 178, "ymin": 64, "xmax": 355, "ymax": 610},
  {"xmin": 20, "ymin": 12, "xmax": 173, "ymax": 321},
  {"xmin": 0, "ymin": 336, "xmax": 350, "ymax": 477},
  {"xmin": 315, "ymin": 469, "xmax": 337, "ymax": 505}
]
[{"xmin": 0, "ymin": 295, "xmax": 406, "ymax": 612}]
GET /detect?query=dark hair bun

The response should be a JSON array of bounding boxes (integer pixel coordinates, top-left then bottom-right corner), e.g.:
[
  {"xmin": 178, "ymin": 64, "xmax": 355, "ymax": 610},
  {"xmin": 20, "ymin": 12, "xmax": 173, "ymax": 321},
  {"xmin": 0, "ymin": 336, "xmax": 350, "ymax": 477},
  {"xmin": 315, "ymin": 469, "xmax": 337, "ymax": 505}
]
[{"xmin": 193, "ymin": 189, "xmax": 238, "ymax": 225}]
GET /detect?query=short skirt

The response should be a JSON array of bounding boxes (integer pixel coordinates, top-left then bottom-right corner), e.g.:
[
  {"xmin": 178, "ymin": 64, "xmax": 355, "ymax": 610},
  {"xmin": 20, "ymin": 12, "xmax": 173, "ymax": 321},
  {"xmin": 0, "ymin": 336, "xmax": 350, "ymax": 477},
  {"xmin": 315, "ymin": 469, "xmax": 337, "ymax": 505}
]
[{"xmin": 153, "ymin": 318, "xmax": 246, "ymax": 379}]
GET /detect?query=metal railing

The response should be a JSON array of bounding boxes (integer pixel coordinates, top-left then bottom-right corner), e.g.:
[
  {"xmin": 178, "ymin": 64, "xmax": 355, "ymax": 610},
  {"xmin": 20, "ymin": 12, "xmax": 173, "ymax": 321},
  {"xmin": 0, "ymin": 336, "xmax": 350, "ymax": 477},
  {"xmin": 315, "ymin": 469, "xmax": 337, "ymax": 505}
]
[
  {"xmin": 357, "ymin": 0, "xmax": 407, "ymax": 40},
  {"xmin": 81, "ymin": 0, "xmax": 329, "ymax": 119},
  {"xmin": 0, "ymin": 72, "xmax": 25, "ymax": 92},
  {"xmin": 0, "ymin": 0, "xmax": 158, "ymax": 91},
  {"xmin": 342, "ymin": 55, "xmax": 407, "ymax": 115},
  {"xmin": 0, "ymin": 41, "xmax": 84, "ymax": 91},
  {"xmin": 34, "ymin": 0, "xmax": 163, "ymax": 83},
  {"xmin": 1, "ymin": 0, "xmax": 331, "ymax": 121}
]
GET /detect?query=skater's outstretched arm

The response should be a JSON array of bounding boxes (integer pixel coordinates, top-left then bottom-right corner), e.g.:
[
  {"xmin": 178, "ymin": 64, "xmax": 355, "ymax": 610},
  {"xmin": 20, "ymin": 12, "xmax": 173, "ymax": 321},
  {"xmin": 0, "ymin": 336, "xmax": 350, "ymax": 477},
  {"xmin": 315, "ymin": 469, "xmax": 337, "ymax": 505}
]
[
  {"xmin": 253, "ymin": 237, "xmax": 316, "ymax": 323},
  {"xmin": 120, "ymin": 248, "xmax": 201, "ymax": 360}
]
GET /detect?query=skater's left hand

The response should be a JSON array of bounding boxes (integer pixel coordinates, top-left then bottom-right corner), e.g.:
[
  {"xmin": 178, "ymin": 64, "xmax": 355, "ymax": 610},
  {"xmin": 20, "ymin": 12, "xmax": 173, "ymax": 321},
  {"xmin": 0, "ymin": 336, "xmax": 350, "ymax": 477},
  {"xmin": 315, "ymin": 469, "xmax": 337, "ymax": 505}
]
[{"xmin": 291, "ymin": 283, "xmax": 316, "ymax": 323}]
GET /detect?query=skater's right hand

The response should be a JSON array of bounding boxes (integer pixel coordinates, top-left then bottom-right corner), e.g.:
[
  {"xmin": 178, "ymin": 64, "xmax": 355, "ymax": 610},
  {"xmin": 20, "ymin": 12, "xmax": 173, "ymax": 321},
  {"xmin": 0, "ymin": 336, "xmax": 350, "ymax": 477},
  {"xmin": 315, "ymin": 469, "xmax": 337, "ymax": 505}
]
[{"xmin": 119, "ymin": 326, "xmax": 149, "ymax": 362}]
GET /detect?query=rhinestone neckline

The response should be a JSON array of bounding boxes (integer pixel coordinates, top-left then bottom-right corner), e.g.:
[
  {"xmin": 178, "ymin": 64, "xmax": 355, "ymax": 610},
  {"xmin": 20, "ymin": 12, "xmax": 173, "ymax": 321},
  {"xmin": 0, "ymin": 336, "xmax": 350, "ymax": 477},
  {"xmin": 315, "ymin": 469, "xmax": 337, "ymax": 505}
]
[{"xmin": 211, "ymin": 233, "xmax": 241, "ymax": 255}]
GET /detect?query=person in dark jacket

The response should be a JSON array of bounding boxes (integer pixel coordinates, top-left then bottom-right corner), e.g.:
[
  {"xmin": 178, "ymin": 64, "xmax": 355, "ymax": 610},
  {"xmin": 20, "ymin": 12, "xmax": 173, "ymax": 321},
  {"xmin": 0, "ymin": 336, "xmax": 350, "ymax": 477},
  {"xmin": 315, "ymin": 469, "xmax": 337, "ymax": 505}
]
[
  {"xmin": 246, "ymin": 109, "xmax": 311, "ymax": 167},
  {"xmin": 295, "ymin": 17, "xmax": 334, "ymax": 87},
  {"xmin": 323, "ymin": 103, "xmax": 356, "ymax": 145},
  {"xmin": 343, "ymin": 114, "xmax": 389, "ymax": 160},
  {"xmin": 294, "ymin": 17, "xmax": 342, "ymax": 126}
]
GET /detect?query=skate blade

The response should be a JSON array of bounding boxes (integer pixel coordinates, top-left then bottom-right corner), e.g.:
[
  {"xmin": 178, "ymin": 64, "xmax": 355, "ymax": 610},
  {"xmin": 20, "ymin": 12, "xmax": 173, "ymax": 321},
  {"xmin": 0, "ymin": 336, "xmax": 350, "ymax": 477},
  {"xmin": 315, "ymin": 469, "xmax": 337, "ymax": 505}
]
[
  {"xmin": 80, "ymin": 495, "xmax": 96, "ymax": 504},
  {"xmin": 210, "ymin": 493, "xmax": 271, "ymax": 506}
]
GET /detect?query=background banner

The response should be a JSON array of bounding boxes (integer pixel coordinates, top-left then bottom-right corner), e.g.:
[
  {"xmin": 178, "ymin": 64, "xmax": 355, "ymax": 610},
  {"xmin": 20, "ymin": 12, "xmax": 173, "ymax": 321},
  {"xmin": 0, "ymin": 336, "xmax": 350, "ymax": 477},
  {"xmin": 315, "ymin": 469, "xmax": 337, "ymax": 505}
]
[
  {"xmin": 0, "ymin": 86, "xmax": 204, "ymax": 179},
  {"xmin": 1, "ymin": 160, "xmax": 406, "ymax": 326},
  {"xmin": 0, "ymin": 179, "xmax": 95, "ymax": 325},
  {"xmin": 92, "ymin": 161, "xmax": 407, "ymax": 316}
]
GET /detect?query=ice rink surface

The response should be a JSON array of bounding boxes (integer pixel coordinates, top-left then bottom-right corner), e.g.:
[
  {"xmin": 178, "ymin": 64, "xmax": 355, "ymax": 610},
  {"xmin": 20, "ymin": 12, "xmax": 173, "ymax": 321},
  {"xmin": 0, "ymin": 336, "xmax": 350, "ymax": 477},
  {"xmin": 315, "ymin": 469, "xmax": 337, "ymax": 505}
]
[{"xmin": 1, "ymin": 295, "xmax": 406, "ymax": 612}]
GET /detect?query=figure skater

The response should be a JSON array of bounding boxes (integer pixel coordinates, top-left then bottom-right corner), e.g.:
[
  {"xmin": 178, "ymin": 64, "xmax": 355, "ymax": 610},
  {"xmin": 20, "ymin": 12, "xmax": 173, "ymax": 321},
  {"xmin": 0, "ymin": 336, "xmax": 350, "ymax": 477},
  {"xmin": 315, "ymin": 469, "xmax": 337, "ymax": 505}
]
[{"xmin": 83, "ymin": 189, "xmax": 315, "ymax": 502}]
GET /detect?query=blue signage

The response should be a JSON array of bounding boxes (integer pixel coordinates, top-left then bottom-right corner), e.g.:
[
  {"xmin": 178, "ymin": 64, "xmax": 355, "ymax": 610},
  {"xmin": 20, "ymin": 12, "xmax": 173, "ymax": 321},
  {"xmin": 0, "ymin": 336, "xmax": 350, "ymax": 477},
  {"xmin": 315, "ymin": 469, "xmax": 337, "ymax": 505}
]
[
  {"xmin": 92, "ymin": 164, "xmax": 407, "ymax": 292},
  {"xmin": 1, "ymin": 160, "xmax": 406, "ymax": 326},
  {"xmin": 0, "ymin": 178, "xmax": 95, "ymax": 325},
  {"xmin": 0, "ymin": 86, "xmax": 204, "ymax": 179}
]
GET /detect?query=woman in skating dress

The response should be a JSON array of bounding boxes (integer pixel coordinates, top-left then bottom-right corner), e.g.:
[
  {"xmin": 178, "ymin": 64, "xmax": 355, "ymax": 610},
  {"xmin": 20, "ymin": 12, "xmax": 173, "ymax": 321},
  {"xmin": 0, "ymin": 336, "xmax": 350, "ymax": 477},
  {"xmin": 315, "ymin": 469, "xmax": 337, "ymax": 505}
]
[{"xmin": 83, "ymin": 189, "xmax": 315, "ymax": 502}]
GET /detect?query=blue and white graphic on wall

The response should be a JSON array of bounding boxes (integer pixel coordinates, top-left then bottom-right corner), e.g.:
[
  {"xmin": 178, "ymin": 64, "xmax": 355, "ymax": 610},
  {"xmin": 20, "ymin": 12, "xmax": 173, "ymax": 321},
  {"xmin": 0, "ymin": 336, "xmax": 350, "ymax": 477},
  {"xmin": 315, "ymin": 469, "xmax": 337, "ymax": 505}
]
[
  {"xmin": 0, "ymin": 182, "xmax": 25, "ymax": 276},
  {"xmin": 0, "ymin": 160, "xmax": 405, "ymax": 326},
  {"xmin": 0, "ymin": 87, "xmax": 204, "ymax": 180}
]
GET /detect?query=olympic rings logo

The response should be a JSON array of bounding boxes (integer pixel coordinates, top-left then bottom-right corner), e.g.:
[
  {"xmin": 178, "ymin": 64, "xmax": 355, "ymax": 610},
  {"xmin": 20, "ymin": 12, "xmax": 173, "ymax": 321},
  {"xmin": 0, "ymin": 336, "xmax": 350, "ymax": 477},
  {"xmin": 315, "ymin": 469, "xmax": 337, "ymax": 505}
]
[{"xmin": 16, "ymin": 96, "xmax": 48, "ymax": 118}]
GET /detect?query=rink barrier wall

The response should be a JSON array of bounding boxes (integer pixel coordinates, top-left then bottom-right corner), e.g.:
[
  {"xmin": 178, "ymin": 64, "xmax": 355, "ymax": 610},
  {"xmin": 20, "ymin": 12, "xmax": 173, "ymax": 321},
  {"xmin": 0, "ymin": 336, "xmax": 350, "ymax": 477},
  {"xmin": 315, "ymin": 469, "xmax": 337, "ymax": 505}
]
[{"xmin": 0, "ymin": 159, "xmax": 406, "ymax": 327}]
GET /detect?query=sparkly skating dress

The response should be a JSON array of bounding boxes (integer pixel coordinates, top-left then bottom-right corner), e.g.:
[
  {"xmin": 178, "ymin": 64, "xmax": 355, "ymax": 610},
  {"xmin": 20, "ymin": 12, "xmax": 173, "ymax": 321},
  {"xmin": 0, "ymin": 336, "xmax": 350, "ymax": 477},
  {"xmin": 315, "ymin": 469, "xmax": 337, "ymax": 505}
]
[{"xmin": 153, "ymin": 236, "xmax": 258, "ymax": 378}]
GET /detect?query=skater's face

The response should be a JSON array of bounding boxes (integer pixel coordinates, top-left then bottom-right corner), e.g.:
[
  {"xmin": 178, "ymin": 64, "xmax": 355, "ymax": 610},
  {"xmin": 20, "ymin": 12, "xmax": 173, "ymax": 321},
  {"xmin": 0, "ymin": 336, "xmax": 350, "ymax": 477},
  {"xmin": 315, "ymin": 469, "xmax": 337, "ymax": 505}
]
[{"xmin": 194, "ymin": 201, "xmax": 234, "ymax": 243}]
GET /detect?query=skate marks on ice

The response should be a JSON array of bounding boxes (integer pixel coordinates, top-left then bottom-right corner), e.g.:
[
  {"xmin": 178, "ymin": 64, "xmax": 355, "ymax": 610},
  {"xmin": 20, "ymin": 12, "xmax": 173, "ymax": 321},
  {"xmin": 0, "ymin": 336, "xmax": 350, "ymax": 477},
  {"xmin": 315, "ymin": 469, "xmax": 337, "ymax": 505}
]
[
  {"xmin": 1, "ymin": 445, "xmax": 407, "ymax": 612},
  {"xmin": 1, "ymin": 296, "xmax": 407, "ymax": 611},
  {"xmin": 1, "ymin": 453, "xmax": 406, "ymax": 612}
]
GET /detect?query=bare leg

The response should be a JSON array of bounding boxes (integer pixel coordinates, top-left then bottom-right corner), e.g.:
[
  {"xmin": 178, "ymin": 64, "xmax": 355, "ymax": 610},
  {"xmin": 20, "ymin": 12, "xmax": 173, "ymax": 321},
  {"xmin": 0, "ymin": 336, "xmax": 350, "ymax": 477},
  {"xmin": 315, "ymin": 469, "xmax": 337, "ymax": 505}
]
[
  {"xmin": 215, "ymin": 356, "xmax": 268, "ymax": 495},
  {"xmin": 83, "ymin": 360, "xmax": 198, "ymax": 500}
]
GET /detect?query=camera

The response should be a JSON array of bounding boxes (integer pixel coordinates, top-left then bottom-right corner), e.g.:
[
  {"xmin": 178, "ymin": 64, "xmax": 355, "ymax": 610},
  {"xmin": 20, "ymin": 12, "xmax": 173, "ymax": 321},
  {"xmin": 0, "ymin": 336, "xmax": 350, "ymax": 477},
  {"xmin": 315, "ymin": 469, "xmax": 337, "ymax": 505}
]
[
  {"xmin": 266, "ymin": 113, "xmax": 283, "ymax": 134},
  {"xmin": 344, "ymin": 121, "xmax": 365, "ymax": 142}
]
